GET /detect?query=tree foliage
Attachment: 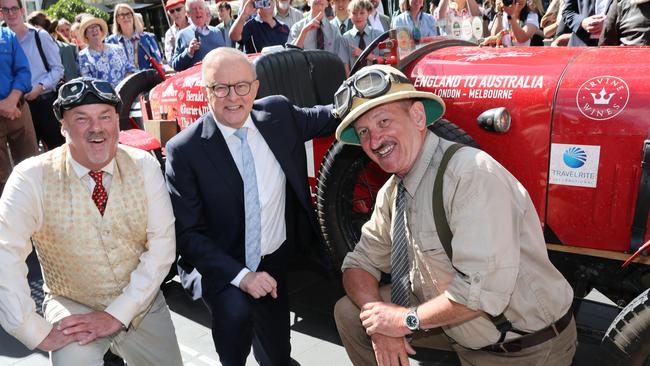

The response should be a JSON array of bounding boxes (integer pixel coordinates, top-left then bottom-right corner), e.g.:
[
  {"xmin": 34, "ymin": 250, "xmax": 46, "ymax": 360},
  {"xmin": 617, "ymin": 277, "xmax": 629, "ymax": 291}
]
[{"xmin": 44, "ymin": 0, "xmax": 110, "ymax": 23}]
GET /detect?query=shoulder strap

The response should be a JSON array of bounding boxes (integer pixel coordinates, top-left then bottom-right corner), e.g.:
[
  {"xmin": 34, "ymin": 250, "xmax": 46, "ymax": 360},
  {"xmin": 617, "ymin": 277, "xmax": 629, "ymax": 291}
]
[
  {"xmin": 432, "ymin": 143, "xmax": 464, "ymax": 262},
  {"xmin": 32, "ymin": 29, "xmax": 51, "ymax": 72},
  {"xmin": 432, "ymin": 142, "xmax": 529, "ymax": 341}
]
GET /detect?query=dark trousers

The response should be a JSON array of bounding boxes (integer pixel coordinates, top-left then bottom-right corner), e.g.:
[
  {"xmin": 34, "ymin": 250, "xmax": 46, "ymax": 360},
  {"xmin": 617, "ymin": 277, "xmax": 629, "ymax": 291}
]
[
  {"xmin": 27, "ymin": 92, "xmax": 65, "ymax": 150},
  {"xmin": 202, "ymin": 245, "xmax": 291, "ymax": 366}
]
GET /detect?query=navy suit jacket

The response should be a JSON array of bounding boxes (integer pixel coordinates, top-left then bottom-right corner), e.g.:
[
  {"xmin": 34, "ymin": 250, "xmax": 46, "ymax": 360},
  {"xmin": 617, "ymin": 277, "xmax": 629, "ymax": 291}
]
[
  {"xmin": 165, "ymin": 95, "xmax": 339, "ymax": 295},
  {"xmin": 563, "ymin": 0, "xmax": 608, "ymax": 46}
]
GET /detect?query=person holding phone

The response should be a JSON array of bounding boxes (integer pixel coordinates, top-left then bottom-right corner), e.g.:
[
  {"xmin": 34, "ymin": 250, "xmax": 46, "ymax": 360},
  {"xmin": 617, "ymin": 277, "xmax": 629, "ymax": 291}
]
[
  {"xmin": 490, "ymin": 0, "xmax": 540, "ymax": 46},
  {"xmin": 288, "ymin": 0, "xmax": 350, "ymax": 72},
  {"xmin": 229, "ymin": 0, "xmax": 290, "ymax": 53},
  {"xmin": 171, "ymin": 0, "xmax": 225, "ymax": 71}
]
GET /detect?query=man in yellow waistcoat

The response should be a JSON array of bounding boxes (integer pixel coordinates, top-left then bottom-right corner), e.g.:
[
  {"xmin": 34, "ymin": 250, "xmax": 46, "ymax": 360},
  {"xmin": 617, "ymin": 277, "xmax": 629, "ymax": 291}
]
[{"xmin": 0, "ymin": 77, "xmax": 183, "ymax": 366}]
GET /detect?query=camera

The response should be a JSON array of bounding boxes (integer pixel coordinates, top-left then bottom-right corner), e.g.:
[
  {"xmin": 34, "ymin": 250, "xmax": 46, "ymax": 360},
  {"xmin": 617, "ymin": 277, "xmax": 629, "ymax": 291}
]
[
  {"xmin": 254, "ymin": 0, "xmax": 271, "ymax": 8},
  {"xmin": 502, "ymin": 0, "xmax": 513, "ymax": 6}
]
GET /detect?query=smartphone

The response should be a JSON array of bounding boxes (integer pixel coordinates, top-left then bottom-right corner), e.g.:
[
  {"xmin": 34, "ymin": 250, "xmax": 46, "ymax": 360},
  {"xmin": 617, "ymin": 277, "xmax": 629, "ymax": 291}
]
[
  {"xmin": 254, "ymin": 0, "xmax": 271, "ymax": 8},
  {"xmin": 194, "ymin": 30, "xmax": 201, "ymax": 42}
]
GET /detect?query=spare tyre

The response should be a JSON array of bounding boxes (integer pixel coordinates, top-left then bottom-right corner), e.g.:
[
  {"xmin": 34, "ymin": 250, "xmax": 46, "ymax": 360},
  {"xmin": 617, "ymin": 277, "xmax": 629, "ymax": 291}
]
[
  {"xmin": 602, "ymin": 288, "xmax": 650, "ymax": 366},
  {"xmin": 115, "ymin": 69, "xmax": 164, "ymax": 130},
  {"xmin": 316, "ymin": 119, "xmax": 479, "ymax": 271}
]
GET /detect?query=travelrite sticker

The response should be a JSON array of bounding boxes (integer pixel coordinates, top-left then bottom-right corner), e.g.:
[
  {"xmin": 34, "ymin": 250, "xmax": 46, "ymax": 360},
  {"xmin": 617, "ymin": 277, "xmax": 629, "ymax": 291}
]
[
  {"xmin": 549, "ymin": 144, "xmax": 600, "ymax": 188},
  {"xmin": 576, "ymin": 76, "xmax": 629, "ymax": 121}
]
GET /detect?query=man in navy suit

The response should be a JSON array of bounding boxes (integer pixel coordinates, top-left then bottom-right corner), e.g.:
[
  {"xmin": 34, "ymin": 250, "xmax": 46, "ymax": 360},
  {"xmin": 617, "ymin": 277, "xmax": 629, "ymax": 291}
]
[
  {"xmin": 563, "ymin": 0, "xmax": 610, "ymax": 46},
  {"xmin": 165, "ymin": 47, "xmax": 340, "ymax": 366}
]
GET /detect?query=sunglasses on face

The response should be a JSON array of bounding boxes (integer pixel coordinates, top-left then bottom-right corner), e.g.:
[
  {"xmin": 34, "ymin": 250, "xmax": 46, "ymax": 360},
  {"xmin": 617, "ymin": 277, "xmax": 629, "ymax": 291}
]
[
  {"xmin": 168, "ymin": 6, "xmax": 184, "ymax": 13},
  {"xmin": 117, "ymin": 12, "xmax": 133, "ymax": 19}
]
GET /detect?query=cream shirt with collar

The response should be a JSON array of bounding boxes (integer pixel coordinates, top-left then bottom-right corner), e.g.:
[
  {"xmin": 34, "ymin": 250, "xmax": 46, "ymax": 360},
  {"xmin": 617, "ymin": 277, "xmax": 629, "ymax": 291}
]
[
  {"xmin": 342, "ymin": 132, "xmax": 573, "ymax": 349},
  {"xmin": 0, "ymin": 145, "xmax": 176, "ymax": 349}
]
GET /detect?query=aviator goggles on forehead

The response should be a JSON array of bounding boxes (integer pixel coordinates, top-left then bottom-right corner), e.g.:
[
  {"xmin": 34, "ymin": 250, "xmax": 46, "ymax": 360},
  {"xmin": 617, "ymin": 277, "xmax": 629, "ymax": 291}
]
[
  {"xmin": 54, "ymin": 79, "xmax": 121, "ymax": 119},
  {"xmin": 333, "ymin": 68, "xmax": 412, "ymax": 118}
]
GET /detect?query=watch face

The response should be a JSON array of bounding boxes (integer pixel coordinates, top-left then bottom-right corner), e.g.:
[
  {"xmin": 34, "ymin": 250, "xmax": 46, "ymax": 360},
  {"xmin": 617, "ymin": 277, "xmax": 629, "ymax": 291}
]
[{"xmin": 406, "ymin": 314, "xmax": 419, "ymax": 330}]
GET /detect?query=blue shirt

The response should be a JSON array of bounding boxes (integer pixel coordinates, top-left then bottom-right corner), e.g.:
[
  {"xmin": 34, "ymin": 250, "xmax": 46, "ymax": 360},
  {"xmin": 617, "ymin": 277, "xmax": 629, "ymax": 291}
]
[
  {"xmin": 240, "ymin": 16, "xmax": 290, "ymax": 53},
  {"xmin": 216, "ymin": 20, "xmax": 234, "ymax": 48},
  {"xmin": 0, "ymin": 27, "xmax": 31, "ymax": 99},
  {"xmin": 18, "ymin": 26, "xmax": 64, "ymax": 93},
  {"xmin": 342, "ymin": 25, "xmax": 384, "ymax": 67},
  {"xmin": 172, "ymin": 24, "xmax": 226, "ymax": 71},
  {"xmin": 289, "ymin": 15, "xmax": 350, "ymax": 64},
  {"xmin": 391, "ymin": 11, "xmax": 438, "ymax": 38},
  {"xmin": 106, "ymin": 32, "xmax": 163, "ymax": 71},
  {"xmin": 78, "ymin": 43, "xmax": 135, "ymax": 87}
]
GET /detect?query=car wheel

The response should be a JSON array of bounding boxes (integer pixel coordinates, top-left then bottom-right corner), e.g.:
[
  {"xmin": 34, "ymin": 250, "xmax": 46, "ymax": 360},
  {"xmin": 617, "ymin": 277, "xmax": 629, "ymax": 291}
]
[
  {"xmin": 316, "ymin": 119, "xmax": 479, "ymax": 271},
  {"xmin": 115, "ymin": 69, "xmax": 164, "ymax": 130},
  {"xmin": 602, "ymin": 288, "xmax": 650, "ymax": 366}
]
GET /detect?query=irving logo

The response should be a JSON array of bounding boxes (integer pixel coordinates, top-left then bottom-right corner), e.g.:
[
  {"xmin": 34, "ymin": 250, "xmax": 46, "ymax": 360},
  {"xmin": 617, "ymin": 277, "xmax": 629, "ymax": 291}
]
[
  {"xmin": 590, "ymin": 88, "xmax": 615, "ymax": 105},
  {"xmin": 576, "ymin": 76, "xmax": 629, "ymax": 121}
]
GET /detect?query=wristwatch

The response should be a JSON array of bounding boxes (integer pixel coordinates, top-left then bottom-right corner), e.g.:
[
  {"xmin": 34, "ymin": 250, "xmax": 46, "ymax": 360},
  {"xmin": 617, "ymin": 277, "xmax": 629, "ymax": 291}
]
[{"xmin": 404, "ymin": 306, "xmax": 420, "ymax": 331}]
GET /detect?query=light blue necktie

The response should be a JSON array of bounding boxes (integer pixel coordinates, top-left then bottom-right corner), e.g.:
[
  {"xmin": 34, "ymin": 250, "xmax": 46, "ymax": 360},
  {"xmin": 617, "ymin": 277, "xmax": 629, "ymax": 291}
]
[{"xmin": 234, "ymin": 128, "xmax": 262, "ymax": 271}]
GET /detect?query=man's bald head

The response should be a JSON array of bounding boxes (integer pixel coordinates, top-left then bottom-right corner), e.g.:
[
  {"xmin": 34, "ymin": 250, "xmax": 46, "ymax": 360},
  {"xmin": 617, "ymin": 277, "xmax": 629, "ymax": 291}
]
[{"xmin": 202, "ymin": 48, "xmax": 257, "ymax": 84}]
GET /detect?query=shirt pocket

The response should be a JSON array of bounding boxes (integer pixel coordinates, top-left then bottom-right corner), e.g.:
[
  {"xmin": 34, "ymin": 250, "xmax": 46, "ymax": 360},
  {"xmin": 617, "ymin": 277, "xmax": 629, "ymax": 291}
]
[{"xmin": 412, "ymin": 231, "xmax": 453, "ymax": 301}]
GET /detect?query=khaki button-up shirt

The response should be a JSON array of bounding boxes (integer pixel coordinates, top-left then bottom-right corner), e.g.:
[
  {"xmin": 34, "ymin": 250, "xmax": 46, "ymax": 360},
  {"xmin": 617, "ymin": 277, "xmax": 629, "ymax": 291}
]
[{"xmin": 342, "ymin": 132, "xmax": 573, "ymax": 349}]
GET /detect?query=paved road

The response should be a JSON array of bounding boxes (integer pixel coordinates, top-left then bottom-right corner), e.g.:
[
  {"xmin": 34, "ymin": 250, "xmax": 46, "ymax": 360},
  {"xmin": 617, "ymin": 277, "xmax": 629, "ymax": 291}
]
[{"xmin": 0, "ymin": 251, "xmax": 621, "ymax": 365}]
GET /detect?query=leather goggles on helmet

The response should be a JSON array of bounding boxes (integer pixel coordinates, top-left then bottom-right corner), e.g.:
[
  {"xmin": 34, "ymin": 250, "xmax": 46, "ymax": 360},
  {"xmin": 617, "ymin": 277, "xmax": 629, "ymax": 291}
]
[
  {"xmin": 333, "ymin": 68, "xmax": 411, "ymax": 119},
  {"xmin": 53, "ymin": 78, "xmax": 122, "ymax": 121}
]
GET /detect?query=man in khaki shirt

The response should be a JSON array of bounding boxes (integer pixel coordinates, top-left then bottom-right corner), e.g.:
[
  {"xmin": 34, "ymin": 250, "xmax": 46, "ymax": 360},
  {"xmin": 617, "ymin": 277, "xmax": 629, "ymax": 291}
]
[{"xmin": 332, "ymin": 65, "xmax": 577, "ymax": 365}]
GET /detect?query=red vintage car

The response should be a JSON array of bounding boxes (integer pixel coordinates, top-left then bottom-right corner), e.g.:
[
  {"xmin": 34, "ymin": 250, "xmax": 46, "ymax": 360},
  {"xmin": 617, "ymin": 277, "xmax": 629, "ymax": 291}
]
[{"xmin": 117, "ymin": 34, "xmax": 650, "ymax": 364}]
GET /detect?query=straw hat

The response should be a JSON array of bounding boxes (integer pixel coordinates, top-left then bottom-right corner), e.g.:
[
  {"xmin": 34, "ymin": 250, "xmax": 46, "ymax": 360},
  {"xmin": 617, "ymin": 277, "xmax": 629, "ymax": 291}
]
[
  {"xmin": 335, "ymin": 65, "xmax": 446, "ymax": 146},
  {"xmin": 79, "ymin": 17, "xmax": 108, "ymax": 44}
]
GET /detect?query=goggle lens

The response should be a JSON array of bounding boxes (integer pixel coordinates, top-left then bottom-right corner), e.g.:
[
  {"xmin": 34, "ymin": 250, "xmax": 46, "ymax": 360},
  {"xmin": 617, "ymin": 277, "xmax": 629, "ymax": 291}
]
[
  {"xmin": 334, "ymin": 86, "xmax": 350, "ymax": 116},
  {"xmin": 94, "ymin": 81, "xmax": 116, "ymax": 95},
  {"xmin": 354, "ymin": 72, "xmax": 387, "ymax": 97}
]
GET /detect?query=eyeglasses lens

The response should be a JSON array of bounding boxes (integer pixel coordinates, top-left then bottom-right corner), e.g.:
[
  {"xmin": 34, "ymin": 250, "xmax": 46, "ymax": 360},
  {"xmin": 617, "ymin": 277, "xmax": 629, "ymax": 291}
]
[
  {"xmin": 234, "ymin": 83, "xmax": 251, "ymax": 96},
  {"xmin": 0, "ymin": 6, "xmax": 19, "ymax": 14}
]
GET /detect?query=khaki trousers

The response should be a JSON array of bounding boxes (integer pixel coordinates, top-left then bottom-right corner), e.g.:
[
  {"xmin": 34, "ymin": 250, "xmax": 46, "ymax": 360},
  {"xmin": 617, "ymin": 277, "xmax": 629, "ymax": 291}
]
[
  {"xmin": 43, "ymin": 291, "xmax": 183, "ymax": 366},
  {"xmin": 334, "ymin": 285, "xmax": 577, "ymax": 366},
  {"xmin": 0, "ymin": 103, "xmax": 38, "ymax": 194}
]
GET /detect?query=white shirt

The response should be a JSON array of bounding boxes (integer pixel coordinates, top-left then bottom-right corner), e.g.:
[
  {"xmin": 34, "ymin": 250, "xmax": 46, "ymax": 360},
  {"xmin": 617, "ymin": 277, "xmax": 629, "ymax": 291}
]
[
  {"xmin": 214, "ymin": 116, "xmax": 287, "ymax": 287},
  {"xmin": 501, "ymin": 11, "xmax": 539, "ymax": 47},
  {"xmin": 0, "ymin": 146, "xmax": 176, "ymax": 349}
]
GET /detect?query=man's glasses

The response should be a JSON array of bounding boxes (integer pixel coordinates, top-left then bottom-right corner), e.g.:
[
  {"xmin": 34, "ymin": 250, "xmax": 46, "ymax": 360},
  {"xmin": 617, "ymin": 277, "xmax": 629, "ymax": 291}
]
[
  {"xmin": 0, "ymin": 6, "xmax": 20, "ymax": 14},
  {"xmin": 168, "ymin": 6, "xmax": 184, "ymax": 13},
  {"xmin": 207, "ymin": 81, "xmax": 255, "ymax": 98},
  {"xmin": 117, "ymin": 12, "xmax": 133, "ymax": 19}
]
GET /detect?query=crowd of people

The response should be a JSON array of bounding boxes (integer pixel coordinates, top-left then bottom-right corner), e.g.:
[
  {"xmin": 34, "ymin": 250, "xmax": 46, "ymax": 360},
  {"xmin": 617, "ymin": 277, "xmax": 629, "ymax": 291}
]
[{"xmin": 0, "ymin": 0, "xmax": 648, "ymax": 365}]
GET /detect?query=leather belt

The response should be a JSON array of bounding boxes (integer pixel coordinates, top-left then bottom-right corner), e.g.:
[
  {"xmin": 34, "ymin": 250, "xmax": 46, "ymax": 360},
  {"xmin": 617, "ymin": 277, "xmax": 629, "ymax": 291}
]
[{"xmin": 481, "ymin": 308, "xmax": 574, "ymax": 353}]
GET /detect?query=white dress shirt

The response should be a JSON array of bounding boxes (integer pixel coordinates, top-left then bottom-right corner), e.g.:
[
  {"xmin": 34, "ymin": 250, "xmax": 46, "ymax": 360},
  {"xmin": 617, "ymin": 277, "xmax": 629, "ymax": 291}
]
[
  {"xmin": 0, "ymin": 146, "xmax": 176, "ymax": 349},
  {"xmin": 215, "ymin": 116, "xmax": 287, "ymax": 287}
]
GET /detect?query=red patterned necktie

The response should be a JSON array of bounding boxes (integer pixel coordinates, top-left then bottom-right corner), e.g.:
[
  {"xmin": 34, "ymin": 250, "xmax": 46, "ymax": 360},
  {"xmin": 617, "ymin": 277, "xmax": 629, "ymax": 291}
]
[{"xmin": 88, "ymin": 171, "xmax": 108, "ymax": 215}]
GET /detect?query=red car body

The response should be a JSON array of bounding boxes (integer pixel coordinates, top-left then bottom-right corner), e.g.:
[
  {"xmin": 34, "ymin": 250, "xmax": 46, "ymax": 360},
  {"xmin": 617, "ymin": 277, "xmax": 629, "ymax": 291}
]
[{"xmin": 146, "ymin": 44, "xmax": 649, "ymax": 255}]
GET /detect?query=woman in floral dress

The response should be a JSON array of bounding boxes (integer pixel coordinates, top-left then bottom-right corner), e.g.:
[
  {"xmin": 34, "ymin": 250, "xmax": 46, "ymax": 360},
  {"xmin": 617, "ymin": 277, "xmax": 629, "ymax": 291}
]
[{"xmin": 77, "ymin": 17, "xmax": 134, "ymax": 87}]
